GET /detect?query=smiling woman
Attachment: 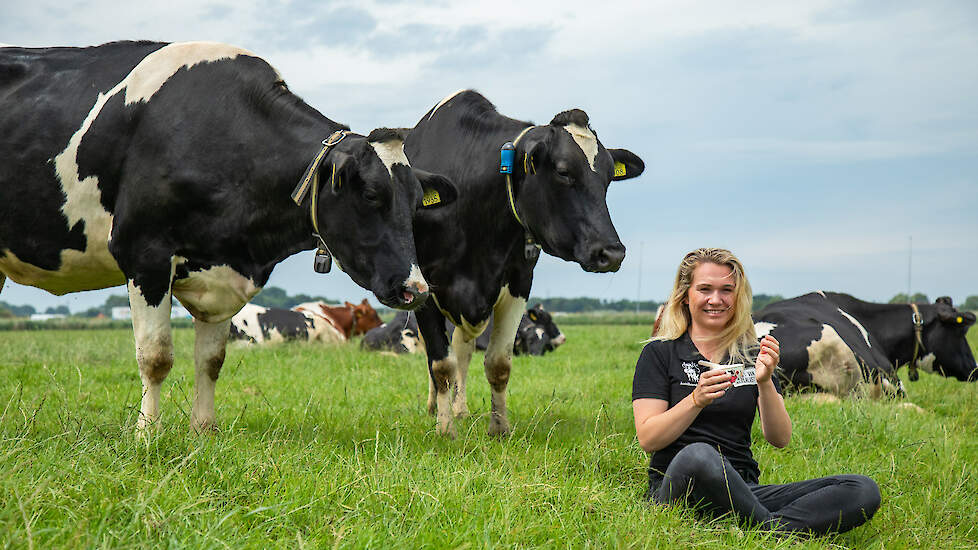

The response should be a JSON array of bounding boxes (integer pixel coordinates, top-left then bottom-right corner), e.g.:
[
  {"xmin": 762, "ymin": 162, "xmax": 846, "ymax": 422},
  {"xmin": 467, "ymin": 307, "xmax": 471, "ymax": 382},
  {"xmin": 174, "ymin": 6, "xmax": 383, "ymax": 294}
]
[{"xmin": 631, "ymin": 247, "xmax": 881, "ymax": 536}]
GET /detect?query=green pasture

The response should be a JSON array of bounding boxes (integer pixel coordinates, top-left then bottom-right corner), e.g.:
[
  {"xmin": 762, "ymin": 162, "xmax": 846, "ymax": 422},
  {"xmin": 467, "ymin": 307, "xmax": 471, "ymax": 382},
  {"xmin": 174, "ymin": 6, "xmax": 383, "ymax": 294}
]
[{"xmin": 0, "ymin": 324, "xmax": 976, "ymax": 549}]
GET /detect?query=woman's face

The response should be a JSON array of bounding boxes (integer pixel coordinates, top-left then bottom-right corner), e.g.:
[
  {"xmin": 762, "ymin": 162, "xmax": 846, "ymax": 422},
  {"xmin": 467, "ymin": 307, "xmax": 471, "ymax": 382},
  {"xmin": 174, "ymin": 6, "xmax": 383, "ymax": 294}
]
[{"xmin": 686, "ymin": 262, "xmax": 736, "ymax": 334}]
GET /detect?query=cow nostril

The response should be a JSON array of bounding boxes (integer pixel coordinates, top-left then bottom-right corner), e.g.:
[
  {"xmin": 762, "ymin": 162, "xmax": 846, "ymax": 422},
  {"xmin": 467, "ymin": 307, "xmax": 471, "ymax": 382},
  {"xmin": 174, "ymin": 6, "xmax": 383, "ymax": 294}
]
[{"xmin": 596, "ymin": 245, "xmax": 626, "ymax": 271}]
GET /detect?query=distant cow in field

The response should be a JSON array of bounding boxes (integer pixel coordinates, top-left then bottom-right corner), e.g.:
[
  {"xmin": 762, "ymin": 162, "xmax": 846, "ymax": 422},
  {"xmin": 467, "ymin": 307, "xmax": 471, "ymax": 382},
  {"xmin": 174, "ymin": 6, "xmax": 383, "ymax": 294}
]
[
  {"xmin": 361, "ymin": 311, "xmax": 423, "ymax": 354},
  {"xmin": 467, "ymin": 304, "xmax": 567, "ymax": 356},
  {"xmin": 294, "ymin": 299, "xmax": 382, "ymax": 339},
  {"xmin": 230, "ymin": 303, "xmax": 343, "ymax": 344},
  {"xmin": 754, "ymin": 291, "xmax": 977, "ymax": 397},
  {"xmin": 0, "ymin": 41, "xmax": 457, "ymax": 432},
  {"xmin": 405, "ymin": 90, "xmax": 644, "ymax": 437}
]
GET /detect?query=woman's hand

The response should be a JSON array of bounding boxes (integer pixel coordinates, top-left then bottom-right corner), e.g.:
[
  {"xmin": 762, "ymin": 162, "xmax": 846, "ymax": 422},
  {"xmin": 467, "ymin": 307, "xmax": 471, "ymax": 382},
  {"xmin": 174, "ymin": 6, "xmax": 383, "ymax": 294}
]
[
  {"xmin": 755, "ymin": 335, "xmax": 780, "ymax": 384},
  {"xmin": 691, "ymin": 368, "xmax": 734, "ymax": 408}
]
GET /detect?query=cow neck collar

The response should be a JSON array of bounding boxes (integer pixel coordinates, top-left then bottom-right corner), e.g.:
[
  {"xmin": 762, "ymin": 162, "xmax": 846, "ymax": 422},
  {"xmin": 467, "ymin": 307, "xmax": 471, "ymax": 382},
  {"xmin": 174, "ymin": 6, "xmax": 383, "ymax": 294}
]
[
  {"xmin": 290, "ymin": 130, "xmax": 348, "ymax": 258},
  {"xmin": 908, "ymin": 303, "xmax": 926, "ymax": 381},
  {"xmin": 504, "ymin": 127, "xmax": 542, "ymax": 260}
]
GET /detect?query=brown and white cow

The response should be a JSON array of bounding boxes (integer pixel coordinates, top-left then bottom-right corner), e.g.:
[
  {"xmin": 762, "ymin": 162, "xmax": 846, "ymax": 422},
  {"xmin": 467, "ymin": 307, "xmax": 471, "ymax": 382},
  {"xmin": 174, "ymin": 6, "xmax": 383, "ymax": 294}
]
[{"xmin": 293, "ymin": 299, "xmax": 383, "ymax": 339}]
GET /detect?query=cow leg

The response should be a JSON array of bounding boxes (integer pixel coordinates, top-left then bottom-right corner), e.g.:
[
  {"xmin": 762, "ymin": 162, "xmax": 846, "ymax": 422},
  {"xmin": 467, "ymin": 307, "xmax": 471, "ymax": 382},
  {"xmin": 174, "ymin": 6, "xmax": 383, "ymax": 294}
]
[
  {"xmin": 484, "ymin": 290, "xmax": 527, "ymax": 437},
  {"xmin": 128, "ymin": 278, "xmax": 175, "ymax": 432},
  {"xmin": 190, "ymin": 317, "xmax": 231, "ymax": 432},
  {"xmin": 0, "ymin": 273, "xmax": 5, "ymax": 294},
  {"xmin": 450, "ymin": 328, "xmax": 476, "ymax": 418},
  {"xmin": 416, "ymin": 305, "xmax": 456, "ymax": 438}
]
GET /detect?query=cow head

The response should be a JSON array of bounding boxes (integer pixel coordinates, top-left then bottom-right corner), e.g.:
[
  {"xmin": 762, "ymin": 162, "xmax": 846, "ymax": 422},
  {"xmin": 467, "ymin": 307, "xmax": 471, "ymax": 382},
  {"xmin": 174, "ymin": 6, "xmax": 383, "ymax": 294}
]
[
  {"xmin": 512, "ymin": 110, "xmax": 643, "ymax": 272},
  {"xmin": 921, "ymin": 297, "xmax": 977, "ymax": 381},
  {"xmin": 527, "ymin": 303, "xmax": 566, "ymax": 350},
  {"xmin": 346, "ymin": 298, "xmax": 384, "ymax": 335},
  {"xmin": 314, "ymin": 129, "xmax": 457, "ymax": 310}
]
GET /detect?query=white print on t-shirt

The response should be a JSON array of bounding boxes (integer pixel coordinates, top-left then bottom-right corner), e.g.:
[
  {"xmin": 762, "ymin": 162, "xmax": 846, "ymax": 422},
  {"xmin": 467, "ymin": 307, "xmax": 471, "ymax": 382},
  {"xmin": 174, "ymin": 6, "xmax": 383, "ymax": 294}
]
[{"xmin": 680, "ymin": 361, "xmax": 699, "ymax": 386}]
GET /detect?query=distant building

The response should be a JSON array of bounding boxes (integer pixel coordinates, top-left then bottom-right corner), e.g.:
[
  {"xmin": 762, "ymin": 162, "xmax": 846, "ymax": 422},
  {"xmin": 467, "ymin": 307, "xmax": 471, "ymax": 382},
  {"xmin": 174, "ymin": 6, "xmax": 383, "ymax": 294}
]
[
  {"xmin": 110, "ymin": 306, "xmax": 192, "ymax": 320},
  {"xmin": 30, "ymin": 313, "xmax": 67, "ymax": 321}
]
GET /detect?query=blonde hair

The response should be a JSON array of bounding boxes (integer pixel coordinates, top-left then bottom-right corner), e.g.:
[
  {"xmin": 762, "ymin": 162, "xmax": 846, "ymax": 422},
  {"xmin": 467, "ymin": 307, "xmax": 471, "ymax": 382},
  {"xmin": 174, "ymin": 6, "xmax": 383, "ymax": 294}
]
[{"xmin": 653, "ymin": 247, "xmax": 757, "ymax": 364}]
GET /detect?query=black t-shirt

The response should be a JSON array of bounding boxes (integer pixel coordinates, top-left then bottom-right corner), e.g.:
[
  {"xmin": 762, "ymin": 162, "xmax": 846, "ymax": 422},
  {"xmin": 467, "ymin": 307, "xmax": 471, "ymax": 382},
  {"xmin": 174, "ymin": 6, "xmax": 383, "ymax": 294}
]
[{"xmin": 631, "ymin": 332, "xmax": 781, "ymax": 483}]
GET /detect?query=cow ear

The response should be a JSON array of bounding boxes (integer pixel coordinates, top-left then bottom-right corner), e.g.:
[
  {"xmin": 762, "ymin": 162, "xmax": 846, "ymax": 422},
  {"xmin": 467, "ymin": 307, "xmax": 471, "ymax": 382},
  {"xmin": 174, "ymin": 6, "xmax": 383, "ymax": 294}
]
[
  {"xmin": 361, "ymin": 299, "xmax": 369, "ymax": 306},
  {"xmin": 609, "ymin": 149, "xmax": 645, "ymax": 181},
  {"xmin": 935, "ymin": 296, "xmax": 953, "ymax": 306},
  {"xmin": 344, "ymin": 301, "xmax": 355, "ymax": 308},
  {"xmin": 413, "ymin": 168, "xmax": 458, "ymax": 209},
  {"xmin": 527, "ymin": 310, "xmax": 539, "ymax": 322},
  {"xmin": 327, "ymin": 152, "xmax": 355, "ymax": 194}
]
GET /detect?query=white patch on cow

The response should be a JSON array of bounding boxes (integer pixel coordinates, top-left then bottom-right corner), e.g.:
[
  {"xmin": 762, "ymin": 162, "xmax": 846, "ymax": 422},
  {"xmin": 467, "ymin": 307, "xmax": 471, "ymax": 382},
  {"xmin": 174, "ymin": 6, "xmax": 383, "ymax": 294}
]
[
  {"xmin": 230, "ymin": 303, "xmax": 268, "ymax": 343},
  {"xmin": 881, "ymin": 377, "xmax": 905, "ymax": 397},
  {"xmin": 535, "ymin": 327, "xmax": 545, "ymax": 339},
  {"xmin": 297, "ymin": 310, "xmax": 345, "ymax": 344},
  {"xmin": 172, "ymin": 263, "xmax": 260, "ymax": 323},
  {"xmin": 128, "ymin": 279, "xmax": 175, "ymax": 431},
  {"xmin": 123, "ymin": 42, "xmax": 256, "ymax": 105},
  {"xmin": 368, "ymin": 139, "xmax": 409, "ymax": 177},
  {"xmin": 816, "ymin": 290, "xmax": 827, "ymax": 298},
  {"xmin": 402, "ymin": 263, "xmax": 429, "ymax": 297},
  {"xmin": 428, "ymin": 89, "xmax": 466, "ymax": 119},
  {"xmin": 191, "ymin": 318, "xmax": 230, "ymax": 431},
  {"xmin": 754, "ymin": 321, "xmax": 777, "ymax": 338},
  {"xmin": 837, "ymin": 308, "xmax": 872, "ymax": 348},
  {"xmin": 400, "ymin": 329, "xmax": 420, "ymax": 354},
  {"xmin": 552, "ymin": 331, "xmax": 566, "ymax": 347},
  {"xmin": 483, "ymin": 285, "xmax": 527, "ymax": 436},
  {"xmin": 806, "ymin": 324, "xmax": 862, "ymax": 396},
  {"xmin": 450, "ymin": 327, "xmax": 476, "ymax": 417},
  {"xmin": 915, "ymin": 352, "xmax": 936, "ymax": 373},
  {"xmin": 0, "ymin": 43, "xmax": 13, "ymax": 48},
  {"xmin": 561, "ymin": 123, "xmax": 598, "ymax": 172},
  {"xmin": 292, "ymin": 301, "xmax": 347, "ymax": 338}
]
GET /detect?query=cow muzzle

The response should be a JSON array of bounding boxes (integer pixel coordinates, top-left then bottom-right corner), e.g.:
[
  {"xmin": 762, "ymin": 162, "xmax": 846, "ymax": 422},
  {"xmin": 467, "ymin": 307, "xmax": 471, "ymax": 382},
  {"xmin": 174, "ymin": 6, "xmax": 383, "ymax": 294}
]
[{"xmin": 584, "ymin": 243, "xmax": 626, "ymax": 273}]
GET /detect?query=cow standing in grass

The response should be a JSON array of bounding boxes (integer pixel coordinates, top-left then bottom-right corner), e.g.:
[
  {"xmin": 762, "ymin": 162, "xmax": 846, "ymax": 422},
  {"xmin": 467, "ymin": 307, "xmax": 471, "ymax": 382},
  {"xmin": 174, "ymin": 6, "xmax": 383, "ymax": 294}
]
[
  {"xmin": 754, "ymin": 292, "xmax": 977, "ymax": 397},
  {"xmin": 404, "ymin": 90, "xmax": 644, "ymax": 437},
  {"xmin": 0, "ymin": 41, "xmax": 456, "ymax": 432}
]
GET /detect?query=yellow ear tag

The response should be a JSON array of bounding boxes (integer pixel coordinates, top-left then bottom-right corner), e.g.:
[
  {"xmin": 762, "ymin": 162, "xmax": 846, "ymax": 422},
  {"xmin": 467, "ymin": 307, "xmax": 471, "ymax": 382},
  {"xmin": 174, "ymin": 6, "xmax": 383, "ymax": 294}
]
[
  {"xmin": 422, "ymin": 188, "xmax": 441, "ymax": 207},
  {"xmin": 614, "ymin": 161, "xmax": 627, "ymax": 178},
  {"xmin": 957, "ymin": 316, "xmax": 963, "ymax": 323}
]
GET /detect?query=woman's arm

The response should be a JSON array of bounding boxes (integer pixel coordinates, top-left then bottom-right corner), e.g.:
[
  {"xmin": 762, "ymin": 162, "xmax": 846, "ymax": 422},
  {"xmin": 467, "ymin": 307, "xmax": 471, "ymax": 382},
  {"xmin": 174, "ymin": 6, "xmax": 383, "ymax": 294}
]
[
  {"xmin": 633, "ymin": 369, "xmax": 733, "ymax": 452},
  {"xmin": 755, "ymin": 335, "xmax": 792, "ymax": 447}
]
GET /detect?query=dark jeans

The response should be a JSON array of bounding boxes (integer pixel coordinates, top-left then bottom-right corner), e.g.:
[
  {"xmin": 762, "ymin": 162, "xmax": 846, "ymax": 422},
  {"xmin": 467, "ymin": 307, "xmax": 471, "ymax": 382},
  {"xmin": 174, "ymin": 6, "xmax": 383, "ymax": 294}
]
[{"xmin": 649, "ymin": 442, "xmax": 881, "ymax": 536}]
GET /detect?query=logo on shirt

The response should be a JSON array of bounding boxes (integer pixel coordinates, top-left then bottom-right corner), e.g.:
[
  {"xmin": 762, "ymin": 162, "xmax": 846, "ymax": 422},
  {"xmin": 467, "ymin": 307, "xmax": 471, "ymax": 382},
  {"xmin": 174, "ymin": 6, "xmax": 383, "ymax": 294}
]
[{"xmin": 681, "ymin": 361, "xmax": 699, "ymax": 386}]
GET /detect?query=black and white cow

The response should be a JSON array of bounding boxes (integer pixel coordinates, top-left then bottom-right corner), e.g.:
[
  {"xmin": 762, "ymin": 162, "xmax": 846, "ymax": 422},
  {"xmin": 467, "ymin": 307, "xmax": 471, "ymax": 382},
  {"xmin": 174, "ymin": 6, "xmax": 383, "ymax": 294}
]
[
  {"xmin": 404, "ymin": 90, "xmax": 644, "ymax": 437},
  {"xmin": 230, "ymin": 303, "xmax": 344, "ymax": 344},
  {"xmin": 467, "ymin": 304, "xmax": 567, "ymax": 356},
  {"xmin": 754, "ymin": 291, "xmax": 977, "ymax": 397},
  {"xmin": 0, "ymin": 41, "xmax": 456, "ymax": 432},
  {"xmin": 361, "ymin": 311, "xmax": 423, "ymax": 354}
]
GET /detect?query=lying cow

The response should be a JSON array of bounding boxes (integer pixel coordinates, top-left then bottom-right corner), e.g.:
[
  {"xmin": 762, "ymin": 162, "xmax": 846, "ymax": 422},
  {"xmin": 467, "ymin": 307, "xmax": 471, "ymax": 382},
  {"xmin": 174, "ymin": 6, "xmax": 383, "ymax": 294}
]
[
  {"xmin": 754, "ymin": 291, "xmax": 977, "ymax": 397},
  {"xmin": 361, "ymin": 311, "xmax": 423, "ymax": 354},
  {"xmin": 405, "ymin": 90, "xmax": 644, "ymax": 437},
  {"xmin": 293, "ymin": 299, "xmax": 383, "ymax": 339},
  {"xmin": 0, "ymin": 41, "xmax": 457, "ymax": 432},
  {"xmin": 230, "ymin": 303, "xmax": 343, "ymax": 344},
  {"xmin": 467, "ymin": 304, "xmax": 567, "ymax": 356}
]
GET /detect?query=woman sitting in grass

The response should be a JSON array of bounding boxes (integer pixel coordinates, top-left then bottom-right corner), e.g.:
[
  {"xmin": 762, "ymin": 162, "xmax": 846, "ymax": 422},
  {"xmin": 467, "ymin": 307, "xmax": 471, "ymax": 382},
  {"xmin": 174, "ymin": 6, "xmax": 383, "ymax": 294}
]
[{"xmin": 632, "ymin": 247, "xmax": 880, "ymax": 535}]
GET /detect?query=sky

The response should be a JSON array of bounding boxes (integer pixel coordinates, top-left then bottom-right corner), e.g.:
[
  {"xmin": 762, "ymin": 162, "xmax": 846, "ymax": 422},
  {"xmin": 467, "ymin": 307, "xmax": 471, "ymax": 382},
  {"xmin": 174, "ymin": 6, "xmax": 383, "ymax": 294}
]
[{"xmin": 2, "ymin": 0, "xmax": 976, "ymax": 312}]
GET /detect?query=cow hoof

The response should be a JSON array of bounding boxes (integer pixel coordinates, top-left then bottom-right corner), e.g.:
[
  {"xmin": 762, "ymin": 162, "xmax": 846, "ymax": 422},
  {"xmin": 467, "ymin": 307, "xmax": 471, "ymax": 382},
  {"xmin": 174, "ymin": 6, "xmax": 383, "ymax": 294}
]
[
  {"xmin": 487, "ymin": 420, "xmax": 510, "ymax": 438},
  {"xmin": 437, "ymin": 422, "xmax": 457, "ymax": 440},
  {"xmin": 192, "ymin": 419, "xmax": 219, "ymax": 434}
]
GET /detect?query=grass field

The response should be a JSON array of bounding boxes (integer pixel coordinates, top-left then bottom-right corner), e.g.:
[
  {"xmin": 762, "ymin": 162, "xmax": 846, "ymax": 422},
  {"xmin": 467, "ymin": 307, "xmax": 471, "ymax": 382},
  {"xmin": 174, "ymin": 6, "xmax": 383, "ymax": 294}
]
[{"xmin": 1, "ymin": 323, "xmax": 976, "ymax": 549}]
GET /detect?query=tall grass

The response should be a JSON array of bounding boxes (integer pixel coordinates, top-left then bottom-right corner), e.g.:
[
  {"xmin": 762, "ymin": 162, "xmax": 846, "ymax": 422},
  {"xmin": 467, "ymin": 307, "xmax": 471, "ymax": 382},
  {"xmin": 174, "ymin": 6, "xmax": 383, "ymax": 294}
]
[{"xmin": 0, "ymin": 325, "xmax": 975, "ymax": 548}]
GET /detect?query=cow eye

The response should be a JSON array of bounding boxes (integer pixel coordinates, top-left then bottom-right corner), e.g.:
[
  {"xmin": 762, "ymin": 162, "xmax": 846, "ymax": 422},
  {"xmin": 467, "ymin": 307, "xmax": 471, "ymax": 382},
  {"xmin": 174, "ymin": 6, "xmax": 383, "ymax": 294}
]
[{"xmin": 362, "ymin": 188, "xmax": 380, "ymax": 204}]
